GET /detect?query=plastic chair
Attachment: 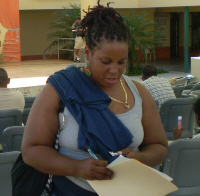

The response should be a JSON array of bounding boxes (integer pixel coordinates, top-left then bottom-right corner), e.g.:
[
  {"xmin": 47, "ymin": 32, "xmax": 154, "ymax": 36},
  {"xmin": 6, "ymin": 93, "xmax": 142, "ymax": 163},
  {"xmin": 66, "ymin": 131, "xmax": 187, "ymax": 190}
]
[
  {"xmin": 0, "ymin": 109, "xmax": 23, "ymax": 144},
  {"xmin": 161, "ymin": 139, "xmax": 200, "ymax": 196},
  {"xmin": 22, "ymin": 108, "xmax": 31, "ymax": 125},
  {"xmin": 0, "ymin": 151, "xmax": 20, "ymax": 196},
  {"xmin": 2, "ymin": 126, "xmax": 25, "ymax": 152},
  {"xmin": 192, "ymin": 84, "xmax": 200, "ymax": 91},
  {"xmin": 182, "ymin": 84, "xmax": 200, "ymax": 97},
  {"xmin": 159, "ymin": 97, "xmax": 197, "ymax": 140},
  {"xmin": 24, "ymin": 97, "xmax": 36, "ymax": 109},
  {"xmin": 190, "ymin": 90, "xmax": 200, "ymax": 98},
  {"xmin": 172, "ymin": 86, "xmax": 184, "ymax": 98},
  {"xmin": 144, "ymin": 48, "xmax": 156, "ymax": 61},
  {"xmin": 171, "ymin": 77, "xmax": 187, "ymax": 87}
]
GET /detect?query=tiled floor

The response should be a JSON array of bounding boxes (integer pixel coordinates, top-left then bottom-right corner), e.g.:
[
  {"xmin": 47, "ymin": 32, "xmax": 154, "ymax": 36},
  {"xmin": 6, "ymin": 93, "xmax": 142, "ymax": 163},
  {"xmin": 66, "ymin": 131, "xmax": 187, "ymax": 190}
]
[
  {"xmin": 0, "ymin": 57, "xmax": 191, "ymax": 87},
  {"xmin": 0, "ymin": 59, "xmax": 85, "ymax": 88},
  {"xmin": 0, "ymin": 59, "xmax": 84, "ymax": 79}
]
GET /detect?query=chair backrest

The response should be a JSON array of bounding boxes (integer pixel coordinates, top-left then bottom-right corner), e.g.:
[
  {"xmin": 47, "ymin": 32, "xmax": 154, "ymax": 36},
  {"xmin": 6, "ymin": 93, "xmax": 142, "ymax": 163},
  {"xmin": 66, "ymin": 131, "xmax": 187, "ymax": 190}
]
[
  {"xmin": 184, "ymin": 83, "xmax": 198, "ymax": 90},
  {"xmin": 173, "ymin": 77, "xmax": 187, "ymax": 87},
  {"xmin": 161, "ymin": 139, "xmax": 200, "ymax": 196},
  {"xmin": 159, "ymin": 97, "xmax": 197, "ymax": 140},
  {"xmin": 22, "ymin": 108, "xmax": 31, "ymax": 125},
  {"xmin": 172, "ymin": 86, "xmax": 184, "ymax": 98},
  {"xmin": 0, "ymin": 109, "xmax": 23, "ymax": 144},
  {"xmin": 191, "ymin": 90, "xmax": 200, "ymax": 98},
  {"xmin": 2, "ymin": 126, "xmax": 25, "ymax": 152},
  {"xmin": 192, "ymin": 84, "xmax": 200, "ymax": 91},
  {"xmin": 24, "ymin": 97, "xmax": 36, "ymax": 109},
  {"xmin": 182, "ymin": 84, "xmax": 199, "ymax": 97},
  {"xmin": 0, "ymin": 151, "xmax": 20, "ymax": 196}
]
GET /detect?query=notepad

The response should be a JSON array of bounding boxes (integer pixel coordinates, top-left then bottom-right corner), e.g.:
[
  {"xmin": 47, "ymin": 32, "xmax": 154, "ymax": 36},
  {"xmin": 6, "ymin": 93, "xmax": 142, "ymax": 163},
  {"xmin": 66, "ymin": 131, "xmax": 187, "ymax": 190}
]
[{"xmin": 87, "ymin": 155, "xmax": 178, "ymax": 196}]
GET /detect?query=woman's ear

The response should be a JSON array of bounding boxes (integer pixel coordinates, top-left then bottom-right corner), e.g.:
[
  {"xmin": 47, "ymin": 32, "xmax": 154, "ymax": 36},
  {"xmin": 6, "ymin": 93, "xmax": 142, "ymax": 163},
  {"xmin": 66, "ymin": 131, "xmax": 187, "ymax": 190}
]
[{"xmin": 85, "ymin": 46, "xmax": 91, "ymax": 60}]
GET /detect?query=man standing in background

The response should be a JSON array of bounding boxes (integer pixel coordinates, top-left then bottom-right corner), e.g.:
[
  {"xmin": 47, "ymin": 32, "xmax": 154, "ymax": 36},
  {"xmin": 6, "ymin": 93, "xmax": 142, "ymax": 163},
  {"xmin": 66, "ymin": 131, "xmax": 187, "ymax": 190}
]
[{"xmin": 71, "ymin": 16, "xmax": 85, "ymax": 62}]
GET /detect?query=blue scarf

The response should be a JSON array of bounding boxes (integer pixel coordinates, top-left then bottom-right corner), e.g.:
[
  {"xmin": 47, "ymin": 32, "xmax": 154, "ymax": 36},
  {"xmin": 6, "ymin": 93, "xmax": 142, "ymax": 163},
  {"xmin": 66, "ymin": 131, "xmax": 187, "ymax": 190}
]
[{"xmin": 48, "ymin": 66, "xmax": 133, "ymax": 161}]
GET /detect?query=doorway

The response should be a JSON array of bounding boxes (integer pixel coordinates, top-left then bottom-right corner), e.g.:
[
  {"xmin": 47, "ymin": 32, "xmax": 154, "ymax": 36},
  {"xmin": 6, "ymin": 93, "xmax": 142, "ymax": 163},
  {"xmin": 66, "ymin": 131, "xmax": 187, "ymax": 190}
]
[{"xmin": 170, "ymin": 13, "xmax": 179, "ymax": 57}]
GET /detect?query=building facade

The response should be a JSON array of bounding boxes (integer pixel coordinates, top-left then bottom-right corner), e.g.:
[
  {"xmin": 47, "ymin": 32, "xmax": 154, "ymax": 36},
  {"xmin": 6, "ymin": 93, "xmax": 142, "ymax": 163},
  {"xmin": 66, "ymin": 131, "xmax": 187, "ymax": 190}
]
[{"xmin": 1, "ymin": 0, "xmax": 200, "ymax": 66}]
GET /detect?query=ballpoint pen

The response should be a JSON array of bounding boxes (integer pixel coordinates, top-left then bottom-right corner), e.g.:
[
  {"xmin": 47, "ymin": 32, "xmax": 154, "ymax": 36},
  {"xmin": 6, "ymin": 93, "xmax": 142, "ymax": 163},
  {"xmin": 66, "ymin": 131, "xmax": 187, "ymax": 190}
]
[{"xmin": 86, "ymin": 145, "xmax": 98, "ymax": 159}]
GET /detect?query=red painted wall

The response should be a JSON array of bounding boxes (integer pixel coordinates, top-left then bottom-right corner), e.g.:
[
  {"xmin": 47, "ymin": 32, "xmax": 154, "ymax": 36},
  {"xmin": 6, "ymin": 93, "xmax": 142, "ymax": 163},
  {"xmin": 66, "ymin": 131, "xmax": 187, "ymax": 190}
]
[{"xmin": 0, "ymin": 0, "xmax": 21, "ymax": 61}]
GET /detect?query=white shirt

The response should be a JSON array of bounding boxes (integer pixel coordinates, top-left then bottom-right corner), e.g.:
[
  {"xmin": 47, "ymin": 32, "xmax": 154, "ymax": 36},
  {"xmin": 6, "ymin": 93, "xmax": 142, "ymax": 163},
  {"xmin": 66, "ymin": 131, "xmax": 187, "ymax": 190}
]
[
  {"xmin": 0, "ymin": 88, "xmax": 25, "ymax": 112},
  {"xmin": 141, "ymin": 76, "xmax": 176, "ymax": 110}
]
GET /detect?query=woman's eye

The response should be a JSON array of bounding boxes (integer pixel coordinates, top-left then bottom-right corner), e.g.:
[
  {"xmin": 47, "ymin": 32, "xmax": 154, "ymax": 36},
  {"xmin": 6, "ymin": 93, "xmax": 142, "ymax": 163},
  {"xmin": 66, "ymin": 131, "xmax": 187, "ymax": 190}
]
[
  {"xmin": 118, "ymin": 61, "xmax": 126, "ymax": 65},
  {"xmin": 101, "ymin": 60, "xmax": 110, "ymax": 64}
]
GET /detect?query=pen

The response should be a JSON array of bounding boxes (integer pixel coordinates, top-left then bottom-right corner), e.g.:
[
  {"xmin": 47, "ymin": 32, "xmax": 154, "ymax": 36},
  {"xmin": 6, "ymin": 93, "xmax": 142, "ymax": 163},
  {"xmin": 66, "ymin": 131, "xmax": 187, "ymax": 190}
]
[{"xmin": 86, "ymin": 145, "xmax": 98, "ymax": 159}]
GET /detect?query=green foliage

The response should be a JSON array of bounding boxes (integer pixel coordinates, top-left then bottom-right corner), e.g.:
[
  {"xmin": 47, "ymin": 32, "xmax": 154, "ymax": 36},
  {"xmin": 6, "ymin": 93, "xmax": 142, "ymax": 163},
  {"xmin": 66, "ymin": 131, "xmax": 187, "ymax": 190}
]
[
  {"xmin": 47, "ymin": 4, "xmax": 80, "ymax": 51},
  {"xmin": 121, "ymin": 11, "xmax": 161, "ymax": 72}
]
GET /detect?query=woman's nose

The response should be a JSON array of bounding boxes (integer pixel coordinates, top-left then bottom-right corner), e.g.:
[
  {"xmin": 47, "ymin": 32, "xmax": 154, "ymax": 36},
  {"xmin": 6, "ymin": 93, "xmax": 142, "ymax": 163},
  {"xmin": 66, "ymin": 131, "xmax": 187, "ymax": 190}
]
[{"xmin": 109, "ymin": 64, "xmax": 118, "ymax": 73}]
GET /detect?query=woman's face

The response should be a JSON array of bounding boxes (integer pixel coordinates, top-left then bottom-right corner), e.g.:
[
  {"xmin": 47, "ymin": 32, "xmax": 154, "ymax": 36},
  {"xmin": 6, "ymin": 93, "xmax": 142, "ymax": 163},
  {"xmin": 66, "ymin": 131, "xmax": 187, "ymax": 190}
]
[{"xmin": 85, "ymin": 40, "xmax": 128, "ymax": 90}]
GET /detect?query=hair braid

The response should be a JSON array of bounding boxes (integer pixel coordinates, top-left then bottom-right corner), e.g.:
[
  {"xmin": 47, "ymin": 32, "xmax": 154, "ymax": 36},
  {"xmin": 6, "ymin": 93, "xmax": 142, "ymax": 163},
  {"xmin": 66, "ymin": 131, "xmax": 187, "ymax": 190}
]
[{"xmin": 81, "ymin": 1, "xmax": 129, "ymax": 50}]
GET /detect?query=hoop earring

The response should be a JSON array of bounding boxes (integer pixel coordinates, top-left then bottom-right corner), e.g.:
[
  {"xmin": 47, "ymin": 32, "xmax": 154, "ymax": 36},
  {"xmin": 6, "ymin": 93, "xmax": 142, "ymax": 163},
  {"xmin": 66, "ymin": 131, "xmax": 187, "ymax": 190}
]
[{"xmin": 85, "ymin": 66, "xmax": 91, "ymax": 76}]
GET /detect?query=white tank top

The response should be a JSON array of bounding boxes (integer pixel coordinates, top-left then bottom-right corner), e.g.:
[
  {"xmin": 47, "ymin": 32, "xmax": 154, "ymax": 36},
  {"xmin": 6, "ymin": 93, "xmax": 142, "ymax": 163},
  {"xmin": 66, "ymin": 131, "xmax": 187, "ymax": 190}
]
[{"xmin": 58, "ymin": 75, "xmax": 144, "ymax": 192}]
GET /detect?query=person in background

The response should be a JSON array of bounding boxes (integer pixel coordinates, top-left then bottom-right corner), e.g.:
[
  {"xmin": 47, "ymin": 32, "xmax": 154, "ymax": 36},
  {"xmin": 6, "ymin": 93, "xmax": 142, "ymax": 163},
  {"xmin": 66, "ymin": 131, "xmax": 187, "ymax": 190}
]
[
  {"xmin": 173, "ymin": 97, "xmax": 200, "ymax": 140},
  {"xmin": 22, "ymin": 1, "xmax": 168, "ymax": 195},
  {"xmin": 0, "ymin": 67, "xmax": 24, "ymax": 112},
  {"xmin": 71, "ymin": 16, "xmax": 86, "ymax": 62},
  {"xmin": 141, "ymin": 64, "xmax": 176, "ymax": 110}
]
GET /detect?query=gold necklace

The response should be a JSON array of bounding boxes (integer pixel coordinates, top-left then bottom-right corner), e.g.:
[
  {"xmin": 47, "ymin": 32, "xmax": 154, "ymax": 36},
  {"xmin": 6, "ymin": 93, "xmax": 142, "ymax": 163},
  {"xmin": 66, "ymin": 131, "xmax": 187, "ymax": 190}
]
[{"xmin": 109, "ymin": 79, "xmax": 130, "ymax": 109}]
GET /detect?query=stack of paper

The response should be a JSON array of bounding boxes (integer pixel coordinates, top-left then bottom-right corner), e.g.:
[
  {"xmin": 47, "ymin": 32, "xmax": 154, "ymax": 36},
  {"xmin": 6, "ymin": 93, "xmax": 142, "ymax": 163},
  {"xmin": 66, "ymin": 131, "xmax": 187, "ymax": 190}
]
[{"xmin": 87, "ymin": 156, "xmax": 178, "ymax": 196}]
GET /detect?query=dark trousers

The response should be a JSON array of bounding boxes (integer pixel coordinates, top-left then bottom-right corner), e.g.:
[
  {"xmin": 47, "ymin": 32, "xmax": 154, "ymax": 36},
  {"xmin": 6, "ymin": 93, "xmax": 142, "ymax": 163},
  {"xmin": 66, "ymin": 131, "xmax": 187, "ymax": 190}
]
[{"xmin": 51, "ymin": 176, "xmax": 99, "ymax": 196}]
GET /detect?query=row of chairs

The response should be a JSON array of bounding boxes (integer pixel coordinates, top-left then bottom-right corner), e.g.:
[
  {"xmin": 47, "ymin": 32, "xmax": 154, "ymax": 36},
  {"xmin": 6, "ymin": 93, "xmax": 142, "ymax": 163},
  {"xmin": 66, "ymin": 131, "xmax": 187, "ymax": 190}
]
[
  {"xmin": 0, "ymin": 97, "xmax": 36, "ymax": 146},
  {"xmin": 159, "ymin": 97, "xmax": 197, "ymax": 140},
  {"xmin": 0, "ymin": 96, "xmax": 199, "ymax": 195},
  {"xmin": 1, "ymin": 126, "xmax": 200, "ymax": 195},
  {"xmin": 24, "ymin": 97, "xmax": 36, "ymax": 109},
  {"xmin": 0, "ymin": 109, "xmax": 28, "ymax": 146},
  {"xmin": 0, "ymin": 96, "xmax": 197, "ymax": 148},
  {"xmin": 172, "ymin": 83, "xmax": 200, "ymax": 98}
]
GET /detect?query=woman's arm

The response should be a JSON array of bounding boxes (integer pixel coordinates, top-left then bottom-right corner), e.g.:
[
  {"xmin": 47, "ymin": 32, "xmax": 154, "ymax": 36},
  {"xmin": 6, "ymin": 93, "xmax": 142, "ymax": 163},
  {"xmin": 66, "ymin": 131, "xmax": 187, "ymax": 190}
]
[
  {"xmin": 22, "ymin": 83, "xmax": 114, "ymax": 180},
  {"xmin": 136, "ymin": 81, "xmax": 168, "ymax": 167},
  {"xmin": 119, "ymin": 81, "xmax": 168, "ymax": 167},
  {"xmin": 71, "ymin": 21, "xmax": 76, "ymax": 29}
]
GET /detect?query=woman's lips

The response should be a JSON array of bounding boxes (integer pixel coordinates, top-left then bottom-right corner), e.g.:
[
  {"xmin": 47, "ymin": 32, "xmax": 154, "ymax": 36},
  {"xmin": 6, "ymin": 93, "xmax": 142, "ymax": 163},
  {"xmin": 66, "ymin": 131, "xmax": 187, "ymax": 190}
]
[{"xmin": 106, "ymin": 78, "xmax": 117, "ymax": 84}]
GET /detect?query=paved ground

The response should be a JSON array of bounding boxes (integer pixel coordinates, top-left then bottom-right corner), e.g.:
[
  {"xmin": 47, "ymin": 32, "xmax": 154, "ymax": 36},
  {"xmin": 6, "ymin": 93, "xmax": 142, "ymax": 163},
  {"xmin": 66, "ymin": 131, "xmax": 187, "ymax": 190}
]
[
  {"xmin": 1, "ymin": 57, "xmax": 196, "ymax": 87},
  {"xmin": 129, "ymin": 70, "xmax": 188, "ymax": 83},
  {"xmin": 129, "ymin": 57, "xmax": 193, "ymax": 83}
]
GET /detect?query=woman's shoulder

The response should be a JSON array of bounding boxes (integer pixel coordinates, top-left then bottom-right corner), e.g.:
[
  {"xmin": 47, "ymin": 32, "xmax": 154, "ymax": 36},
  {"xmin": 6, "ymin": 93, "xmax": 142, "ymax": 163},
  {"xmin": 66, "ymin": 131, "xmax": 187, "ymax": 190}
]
[{"xmin": 132, "ymin": 80, "xmax": 155, "ymax": 102}]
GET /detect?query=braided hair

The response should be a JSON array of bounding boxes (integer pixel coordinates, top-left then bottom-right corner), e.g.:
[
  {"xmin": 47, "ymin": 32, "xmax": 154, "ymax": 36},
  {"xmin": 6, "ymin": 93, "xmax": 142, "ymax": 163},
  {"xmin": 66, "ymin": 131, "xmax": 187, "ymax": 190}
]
[{"xmin": 81, "ymin": 0, "xmax": 129, "ymax": 51}]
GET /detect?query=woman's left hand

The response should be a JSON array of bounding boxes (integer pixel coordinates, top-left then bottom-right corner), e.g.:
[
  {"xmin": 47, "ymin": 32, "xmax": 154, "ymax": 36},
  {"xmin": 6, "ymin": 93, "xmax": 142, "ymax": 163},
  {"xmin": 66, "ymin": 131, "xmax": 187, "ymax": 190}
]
[{"xmin": 118, "ymin": 148, "xmax": 140, "ymax": 160}]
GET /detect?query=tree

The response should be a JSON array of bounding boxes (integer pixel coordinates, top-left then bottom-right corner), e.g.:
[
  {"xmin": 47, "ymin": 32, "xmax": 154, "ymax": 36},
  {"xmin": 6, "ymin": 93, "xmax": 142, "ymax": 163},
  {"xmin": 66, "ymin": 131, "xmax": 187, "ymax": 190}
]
[
  {"xmin": 121, "ymin": 11, "xmax": 161, "ymax": 73},
  {"xmin": 46, "ymin": 4, "xmax": 80, "ymax": 54}
]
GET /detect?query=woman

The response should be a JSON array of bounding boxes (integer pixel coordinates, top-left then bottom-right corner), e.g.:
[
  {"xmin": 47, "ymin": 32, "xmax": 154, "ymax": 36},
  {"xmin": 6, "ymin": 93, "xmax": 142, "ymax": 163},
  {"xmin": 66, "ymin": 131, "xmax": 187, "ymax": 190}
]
[{"xmin": 22, "ymin": 1, "xmax": 168, "ymax": 195}]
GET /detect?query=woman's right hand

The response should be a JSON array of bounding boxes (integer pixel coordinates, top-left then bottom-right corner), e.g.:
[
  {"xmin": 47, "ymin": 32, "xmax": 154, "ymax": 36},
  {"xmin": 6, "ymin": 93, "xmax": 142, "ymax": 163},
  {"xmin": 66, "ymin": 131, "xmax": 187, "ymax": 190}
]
[
  {"xmin": 173, "ymin": 125, "xmax": 183, "ymax": 140},
  {"xmin": 76, "ymin": 158, "xmax": 114, "ymax": 180}
]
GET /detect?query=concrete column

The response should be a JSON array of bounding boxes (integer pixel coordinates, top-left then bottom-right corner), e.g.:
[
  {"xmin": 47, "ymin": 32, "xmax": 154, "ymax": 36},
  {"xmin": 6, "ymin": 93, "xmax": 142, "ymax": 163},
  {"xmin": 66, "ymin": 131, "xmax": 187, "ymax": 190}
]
[{"xmin": 184, "ymin": 6, "xmax": 189, "ymax": 73}]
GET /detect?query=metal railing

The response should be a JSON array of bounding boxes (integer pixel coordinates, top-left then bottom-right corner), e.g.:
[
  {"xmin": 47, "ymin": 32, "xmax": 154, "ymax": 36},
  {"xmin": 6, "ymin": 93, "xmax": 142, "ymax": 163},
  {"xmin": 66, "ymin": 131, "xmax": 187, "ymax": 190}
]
[
  {"xmin": 43, "ymin": 38, "xmax": 75, "ymax": 60},
  {"xmin": 57, "ymin": 38, "xmax": 75, "ymax": 59}
]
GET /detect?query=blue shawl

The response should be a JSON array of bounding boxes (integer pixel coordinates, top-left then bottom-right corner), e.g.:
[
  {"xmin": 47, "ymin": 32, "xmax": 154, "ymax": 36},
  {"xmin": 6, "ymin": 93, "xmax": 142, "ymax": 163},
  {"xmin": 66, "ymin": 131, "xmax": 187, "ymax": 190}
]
[{"xmin": 48, "ymin": 66, "xmax": 133, "ymax": 161}]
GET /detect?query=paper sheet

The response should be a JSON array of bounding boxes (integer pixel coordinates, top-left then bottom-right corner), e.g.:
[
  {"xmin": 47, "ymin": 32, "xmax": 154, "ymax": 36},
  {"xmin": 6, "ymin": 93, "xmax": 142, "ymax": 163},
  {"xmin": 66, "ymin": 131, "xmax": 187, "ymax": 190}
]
[{"xmin": 87, "ymin": 156, "xmax": 178, "ymax": 196}]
